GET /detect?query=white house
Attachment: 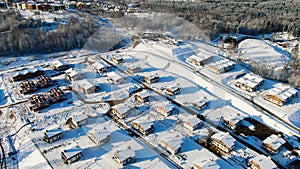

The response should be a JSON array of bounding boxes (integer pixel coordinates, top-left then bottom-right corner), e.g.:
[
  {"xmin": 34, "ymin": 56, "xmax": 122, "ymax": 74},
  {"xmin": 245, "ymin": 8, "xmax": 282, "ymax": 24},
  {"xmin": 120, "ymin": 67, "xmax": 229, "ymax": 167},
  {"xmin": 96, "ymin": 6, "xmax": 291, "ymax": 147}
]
[
  {"xmin": 52, "ymin": 59, "xmax": 69, "ymax": 71},
  {"xmin": 74, "ymin": 79, "xmax": 99, "ymax": 94},
  {"xmin": 65, "ymin": 68, "xmax": 84, "ymax": 81},
  {"xmin": 91, "ymin": 61, "xmax": 110, "ymax": 74}
]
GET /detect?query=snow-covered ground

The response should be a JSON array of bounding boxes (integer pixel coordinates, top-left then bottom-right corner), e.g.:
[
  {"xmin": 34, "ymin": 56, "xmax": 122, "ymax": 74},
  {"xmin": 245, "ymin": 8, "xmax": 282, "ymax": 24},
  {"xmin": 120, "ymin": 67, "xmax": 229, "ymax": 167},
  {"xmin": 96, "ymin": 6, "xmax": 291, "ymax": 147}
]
[{"xmin": 1, "ymin": 32, "xmax": 299, "ymax": 169}]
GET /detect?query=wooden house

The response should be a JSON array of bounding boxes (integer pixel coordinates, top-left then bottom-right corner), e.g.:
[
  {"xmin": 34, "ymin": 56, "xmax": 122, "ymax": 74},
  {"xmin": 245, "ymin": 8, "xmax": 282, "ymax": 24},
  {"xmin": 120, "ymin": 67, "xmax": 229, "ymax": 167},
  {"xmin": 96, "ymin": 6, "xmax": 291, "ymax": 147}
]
[
  {"xmin": 144, "ymin": 73, "xmax": 159, "ymax": 84},
  {"xmin": 61, "ymin": 144, "xmax": 82, "ymax": 164},
  {"xmin": 75, "ymin": 79, "xmax": 99, "ymax": 94},
  {"xmin": 235, "ymin": 73, "xmax": 264, "ymax": 92},
  {"xmin": 183, "ymin": 115, "xmax": 202, "ymax": 131},
  {"xmin": 91, "ymin": 61, "xmax": 110, "ymax": 74},
  {"xmin": 249, "ymin": 155, "xmax": 278, "ymax": 169},
  {"xmin": 88, "ymin": 130, "xmax": 110, "ymax": 146},
  {"xmin": 44, "ymin": 128, "xmax": 63, "ymax": 143},
  {"xmin": 192, "ymin": 99, "xmax": 210, "ymax": 110},
  {"xmin": 112, "ymin": 55, "xmax": 124, "ymax": 65},
  {"xmin": 111, "ymin": 104, "xmax": 131, "ymax": 119},
  {"xmin": 210, "ymin": 132, "xmax": 235, "ymax": 155},
  {"xmin": 113, "ymin": 149, "xmax": 135, "ymax": 166},
  {"xmin": 68, "ymin": 114, "xmax": 88, "ymax": 129},
  {"xmin": 193, "ymin": 155, "xmax": 221, "ymax": 169},
  {"xmin": 187, "ymin": 54, "xmax": 212, "ymax": 66},
  {"xmin": 135, "ymin": 90, "xmax": 150, "ymax": 103},
  {"xmin": 127, "ymin": 65, "xmax": 141, "ymax": 74},
  {"xmin": 262, "ymin": 134, "xmax": 286, "ymax": 154},
  {"xmin": 165, "ymin": 84, "xmax": 181, "ymax": 96},
  {"xmin": 107, "ymin": 71, "xmax": 127, "ymax": 84},
  {"xmin": 207, "ymin": 59, "xmax": 234, "ymax": 74},
  {"xmin": 65, "ymin": 68, "xmax": 84, "ymax": 81},
  {"xmin": 265, "ymin": 83, "xmax": 298, "ymax": 106},
  {"xmin": 160, "ymin": 135, "xmax": 182, "ymax": 155},
  {"xmin": 155, "ymin": 103, "xmax": 174, "ymax": 117},
  {"xmin": 132, "ymin": 121, "xmax": 154, "ymax": 135},
  {"xmin": 52, "ymin": 59, "xmax": 70, "ymax": 71}
]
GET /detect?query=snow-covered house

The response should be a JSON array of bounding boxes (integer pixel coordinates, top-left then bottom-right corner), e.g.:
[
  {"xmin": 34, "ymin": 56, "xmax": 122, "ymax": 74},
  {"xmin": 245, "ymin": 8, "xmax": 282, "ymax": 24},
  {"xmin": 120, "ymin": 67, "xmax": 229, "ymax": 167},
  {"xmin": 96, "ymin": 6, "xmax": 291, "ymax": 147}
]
[
  {"xmin": 65, "ymin": 68, "xmax": 84, "ymax": 81},
  {"xmin": 192, "ymin": 155, "xmax": 221, "ymax": 169},
  {"xmin": 222, "ymin": 113, "xmax": 244, "ymax": 130},
  {"xmin": 144, "ymin": 73, "xmax": 159, "ymax": 84},
  {"xmin": 135, "ymin": 90, "xmax": 150, "ymax": 103},
  {"xmin": 10, "ymin": 67, "xmax": 43, "ymax": 82},
  {"xmin": 187, "ymin": 54, "xmax": 212, "ymax": 66},
  {"xmin": 113, "ymin": 149, "xmax": 135, "ymax": 166},
  {"xmin": 207, "ymin": 59, "xmax": 234, "ymax": 74},
  {"xmin": 235, "ymin": 73, "xmax": 264, "ymax": 92},
  {"xmin": 67, "ymin": 114, "xmax": 88, "ymax": 129},
  {"xmin": 210, "ymin": 132, "xmax": 235, "ymax": 155},
  {"xmin": 127, "ymin": 65, "xmax": 141, "ymax": 74},
  {"xmin": 249, "ymin": 155, "xmax": 278, "ymax": 169},
  {"xmin": 165, "ymin": 84, "xmax": 181, "ymax": 96},
  {"xmin": 61, "ymin": 143, "xmax": 82, "ymax": 164},
  {"xmin": 192, "ymin": 99, "xmax": 210, "ymax": 110},
  {"xmin": 112, "ymin": 55, "xmax": 124, "ymax": 65},
  {"xmin": 111, "ymin": 104, "xmax": 131, "ymax": 119},
  {"xmin": 183, "ymin": 115, "xmax": 202, "ymax": 131},
  {"xmin": 262, "ymin": 134, "xmax": 286, "ymax": 154},
  {"xmin": 194, "ymin": 127, "xmax": 214, "ymax": 146},
  {"xmin": 265, "ymin": 83, "xmax": 298, "ymax": 106},
  {"xmin": 44, "ymin": 127, "xmax": 63, "ymax": 143},
  {"xmin": 107, "ymin": 71, "xmax": 127, "ymax": 84},
  {"xmin": 74, "ymin": 79, "xmax": 99, "ymax": 94},
  {"xmin": 132, "ymin": 121, "xmax": 155, "ymax": 135},
  {"xmin": 160, "ymin": 135, "xmax": 183, "ymax": 155},
  {"xmin": 155, "ymin": 103, "xmax": 174, "ymax": 117},
  {"xmin": 88, "ymin": 130, "xmax": 110, "ymax": 146},
  {"xmin": 52, "ymin": 59, "xmax": 69, "ymax": 71},
  {"xmin": 91, "ymin": 61, "xmax": 110, "ymax": 74}
]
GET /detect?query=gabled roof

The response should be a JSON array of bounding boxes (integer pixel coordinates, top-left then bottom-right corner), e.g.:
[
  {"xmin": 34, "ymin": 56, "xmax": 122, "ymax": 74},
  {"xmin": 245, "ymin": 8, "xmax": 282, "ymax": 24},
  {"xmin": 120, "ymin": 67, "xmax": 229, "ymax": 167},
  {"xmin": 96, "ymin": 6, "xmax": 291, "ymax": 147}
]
[
  {"xmin": 75, "ymin": 79, "xmax": 95, "ymax": 90},
  {"xmin": 73, "ymin": 114, "xmax": 88, "ymax": 123},
  {"xmin": 116, "ymin": 149, "xmax": 135, "ymax": 161},
  {"xmin": 184, "ymin": 115, "xmax": 201, "ymax": 126},
  {"xmin": 267, "ymin": 83, "xmax": 298, "ymax": 101},
  {"xmin": 156, "ymin": 102, "xmax": 174, "ymax": 112},
  {"xmin": 107, "ymin": 71, "xmax": 126, "ymax": 81},
  {"xmin": 89, "ymin": 130, "xmax": 110, "ymax": 142},
  {"xmin": 137, "ymin": 90, "xmax": 151, "ymax": 99},
  {"xmin": 193, "ymin": 155, "xmax": 220, "ymax": 169},
  {"xmin": 44, "ymin": 128, "xmax": 63, "ymax": 138},
  {"xmin": 250, "ymin": 155, "xmax": 277, "ymax": 169},
  {"xmin": 211, "ymin": 132, "xmax": 235, "ymax": 148},
  {"xmin": 62, "ymin": 143, "xmax": 82, "ymax": 159},
  {"xmin": 112, "ymin": 104, "xmax": 131, "ymax": 115},
  {"xmin": 134, "ymin": 121, "xmax": 154, "ymax": 131},
  {"xmin": 263, "ymin": 134, "xmax": 286, "ymax": 150},
  {"xmin": 160, "ymin": 134, "xmax": 183, "ymax": 150}
]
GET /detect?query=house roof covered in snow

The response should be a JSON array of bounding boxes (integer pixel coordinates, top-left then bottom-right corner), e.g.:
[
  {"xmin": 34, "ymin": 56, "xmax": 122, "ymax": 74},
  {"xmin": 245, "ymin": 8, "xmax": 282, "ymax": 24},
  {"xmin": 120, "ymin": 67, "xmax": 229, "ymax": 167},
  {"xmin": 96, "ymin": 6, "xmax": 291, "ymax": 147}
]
[
  {"xmin": 44, "ymin": 128, "xmax": 63, "ymax": 137},
  {"xmin": 211, "ymin": 132, "xmax": 235, "ymax": 148},
  {"xmin": 263, "ymin": 134, "xmax": 286, "ymax": 151},
  {"xmin": 249, "ymin": 155, "xmax": 277, "ymax": 169},
  {"xmin": 115, "ymin": 149, "xmax": 135, "ymax": 161},
  {"xmin": 192, "ymin": 154, "xmax": 221, "ymax": 169},
  {"xmin": 112, "ymin": 104, "xmax": 131, "ymax": 115},
  {"xmin": 156, "ymin": 102, "xmax": 174, "ymax": 112},
  {"xmin": 73, "ymin": 114, "xmax": 88, "ymax": 123},
  {"xmin": 62, "ymin": 143, "xmax": 82, "ymax": 159},
  {"xmin": 89, "ymin": 130, "xmax": 110, "ymax": 141},
  {"xmin": 267, "ymin": 83, "xmax": 298, "ymax": 101},
  {"xmin": 134, "ymin": 121, "xmax": 154, "ymax": 131},
  {"xmin": 76, "ymin": 79, "xmax": 95, "ymax": 90},
  {"xmin": 184, "ymin": 115, "xmax": 201, "ymax": 126},
  {"xmin": 137, "ymin": 90, "xmax": 151, "ymax": 99},
  {"xmin": 236, "ymin": 73, "xmax": 264, "ymax": 88},
  {"xmin": 53, "ymin": 59, "xmax": 67, "ymax": 68},
  {"xmin": 160, "ymin": 134, "xmax": 183, "ymax": 150},
  {"xmin": 107, "ymin": 71, "xmax": 126, "ymax": 81}
]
